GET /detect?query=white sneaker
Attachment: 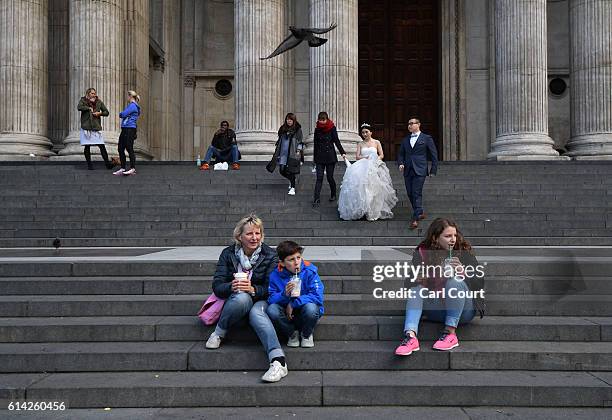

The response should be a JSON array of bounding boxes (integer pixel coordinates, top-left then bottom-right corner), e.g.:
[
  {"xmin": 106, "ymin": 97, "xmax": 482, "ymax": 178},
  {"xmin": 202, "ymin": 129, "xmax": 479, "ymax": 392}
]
[
  {"xmin": 112, "ymin": 168, "xmax": 125, "ymax": 176},
  {"xmin": 311, "ymin": 167, "xmax": 317, "ymax": 174},
  {"xmin": 261, "ymin": 360, "xmax": 288, "ymax": 383},
  {"xmin": 124, "ymin": 168, "xmax": 136, "ymax": 175},
  {"xmin": 287, "ymin": 330, "xmax": 300, "ymax": 347},
  {"xmin": 301, "ymin": 334, "xmax": 314, "ymax": 348},
  {"xmin": 288, "ymin": 187, "xmax": 296, "ymax": 196},
  {"xmin": 205, "ymin": 332, "xmax": 222, "ymax": 349}
]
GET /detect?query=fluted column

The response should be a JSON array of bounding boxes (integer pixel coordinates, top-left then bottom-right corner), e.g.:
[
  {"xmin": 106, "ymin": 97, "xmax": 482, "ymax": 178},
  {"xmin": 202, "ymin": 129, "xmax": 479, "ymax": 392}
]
[
  {"xmin": 567, "ymin": 0, "xmax": 612, "ymax": 159},
  {"xmin": 60, "ymin": 0, "xmax": 124, "ymax": 157},
  {"xmin": 234, "ymin": 0, "xmax": 285, "ymax": 161},
  {"xmin": 0, "ymin": 0, "xmax": 53, "ymax": 159},
  {"xmin": 489, "ymin": 0, "xmax": 562, "ymax": 160},
  {"xmin": 307, "ymin": 0, "xmax": 360, "ymax": 159},
  {"xmin": 125, "ymin": 0, "xmax": 153, "ymax": 160}
]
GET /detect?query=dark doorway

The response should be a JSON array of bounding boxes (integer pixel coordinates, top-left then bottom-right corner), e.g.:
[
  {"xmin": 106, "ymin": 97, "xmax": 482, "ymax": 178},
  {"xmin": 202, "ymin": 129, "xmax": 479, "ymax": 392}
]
[{"xmin": 358, "ymin": 0, "xmax": 440, "ymax": 160}]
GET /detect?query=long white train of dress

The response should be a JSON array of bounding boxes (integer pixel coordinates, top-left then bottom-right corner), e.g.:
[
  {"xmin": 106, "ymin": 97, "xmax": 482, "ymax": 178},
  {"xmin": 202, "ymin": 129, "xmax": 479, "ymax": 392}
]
[{"xmin": 338, "ymin": 146, "xmax": 398, "ymax": 221}]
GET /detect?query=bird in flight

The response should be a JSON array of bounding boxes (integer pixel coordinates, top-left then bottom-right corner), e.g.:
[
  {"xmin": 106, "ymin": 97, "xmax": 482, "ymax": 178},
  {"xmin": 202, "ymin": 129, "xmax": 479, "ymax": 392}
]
[{"xmin": 260, "ymin": 23, "xmax": 337, "ymax": 60}]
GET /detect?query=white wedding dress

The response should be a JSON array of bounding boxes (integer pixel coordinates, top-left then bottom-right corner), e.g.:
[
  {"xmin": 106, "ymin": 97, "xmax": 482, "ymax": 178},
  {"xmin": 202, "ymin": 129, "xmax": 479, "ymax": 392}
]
[{"xmin": 338, "ymin": 146, "xmax": 398, "ymax": 221}]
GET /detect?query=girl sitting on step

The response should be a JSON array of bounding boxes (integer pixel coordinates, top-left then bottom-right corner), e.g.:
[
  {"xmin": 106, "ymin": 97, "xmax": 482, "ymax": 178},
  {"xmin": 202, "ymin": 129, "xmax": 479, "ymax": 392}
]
[{"xmin": 395, "ymin": 218, "xmax": 485, "ymax": 356}]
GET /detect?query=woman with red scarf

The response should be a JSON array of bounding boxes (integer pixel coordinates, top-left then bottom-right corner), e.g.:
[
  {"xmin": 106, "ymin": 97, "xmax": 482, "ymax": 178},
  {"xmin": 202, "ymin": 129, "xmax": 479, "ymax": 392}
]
[{"xmin": 312, "ymin": 112, "xmax": 346, "ymax": 207}]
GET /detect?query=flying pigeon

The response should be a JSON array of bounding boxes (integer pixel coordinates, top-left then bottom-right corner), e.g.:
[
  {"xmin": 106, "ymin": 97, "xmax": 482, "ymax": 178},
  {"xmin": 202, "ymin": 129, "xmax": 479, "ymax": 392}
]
[{"xmin": 260, "ymin": 23, "xmax": 337, "ymax": 60}]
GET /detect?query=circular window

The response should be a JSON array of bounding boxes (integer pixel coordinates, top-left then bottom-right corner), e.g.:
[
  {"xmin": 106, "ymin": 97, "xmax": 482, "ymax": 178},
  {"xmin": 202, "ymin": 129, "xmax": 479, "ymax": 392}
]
[
  {"xmin": 215, "ymin": 79, "xmax": 233, "ymax": 97},
  {"xmin": 549, "ymin": 78, "xmax": 567, "ymax": 96}
]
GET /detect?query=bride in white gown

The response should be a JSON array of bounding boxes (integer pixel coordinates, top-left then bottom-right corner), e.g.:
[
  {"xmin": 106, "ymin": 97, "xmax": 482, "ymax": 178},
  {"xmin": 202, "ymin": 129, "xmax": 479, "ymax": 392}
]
[{"xmin": 338, "ymin": 123, "xmax": 398, "ymax": 221}]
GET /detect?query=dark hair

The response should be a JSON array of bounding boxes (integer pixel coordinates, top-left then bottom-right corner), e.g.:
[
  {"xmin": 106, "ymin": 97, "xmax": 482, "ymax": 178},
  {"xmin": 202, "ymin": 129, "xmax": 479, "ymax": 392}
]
[
  {"xmin": 409, "ymin": 117, "xmax": 421, "ymax": 124},
  {"xmin": 276, "ymin": 240, "xmax": 304, "ymax": 261},
  {"xmin": 279, "ymin": 113, "xmax": 301, "ymax": 134},
  {"xmin": 419, "ymin": 218, "xmax": 472, "ymax": 252},
  {"xmin": 220, "ymin": 120, "xmax": 229, "ymax": 127},
  {"xmin": 317, "ymin": 111, "xmax": 329, "ymax": 121}
]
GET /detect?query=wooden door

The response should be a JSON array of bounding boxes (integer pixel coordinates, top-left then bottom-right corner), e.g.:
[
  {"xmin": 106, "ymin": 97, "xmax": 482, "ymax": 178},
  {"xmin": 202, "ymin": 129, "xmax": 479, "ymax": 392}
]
[{"xmin": 358, "ymin": 0, "xmax": 440, "ymax": 160}]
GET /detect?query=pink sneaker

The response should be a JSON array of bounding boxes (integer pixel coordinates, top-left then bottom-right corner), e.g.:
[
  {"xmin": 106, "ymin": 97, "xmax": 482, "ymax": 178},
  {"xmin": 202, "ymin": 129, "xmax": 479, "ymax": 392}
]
[
  {"xmin": 432, "ymin": 330, "xmax": 459, "ymax": 351},
  {"xmin": 394, "ymin": 335, "xmax": 420, "ymax": 356}
]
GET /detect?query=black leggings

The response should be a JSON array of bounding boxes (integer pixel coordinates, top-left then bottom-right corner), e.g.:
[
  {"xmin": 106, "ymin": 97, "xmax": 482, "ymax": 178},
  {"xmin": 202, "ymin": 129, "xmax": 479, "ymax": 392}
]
[
  {"xmin": 279, "ymin": 166, "xmax": 296, "ymax": 188},
  {"xmin": 84, "ymin": 144, "xmax": 110, "ymax": 164},
  {"xmin": 118, "ymin": 128, "xmax": 137, "ymax": 169},
  {"xmin": 314, "ymin": 162, "xmax": 336, "ymax": 201}
]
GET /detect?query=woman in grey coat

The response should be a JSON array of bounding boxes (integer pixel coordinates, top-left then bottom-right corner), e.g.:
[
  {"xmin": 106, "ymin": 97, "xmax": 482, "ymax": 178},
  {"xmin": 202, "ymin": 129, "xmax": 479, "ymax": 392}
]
[{"xmin": 271, "ymin": 113, "xmax": 304, "ymax": 196}]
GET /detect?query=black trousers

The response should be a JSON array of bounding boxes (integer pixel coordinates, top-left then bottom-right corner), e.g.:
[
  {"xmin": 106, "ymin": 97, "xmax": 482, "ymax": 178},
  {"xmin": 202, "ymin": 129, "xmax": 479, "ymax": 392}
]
[
  {"xmin": 83, "ymin": 144, "xmax": 110, "ymax": 165},
  {"xmin": 314, "ymin": 162, "xmax": 336, "ymax": 201},
  {"xmin": 118, "ymin": 128, "xmax": 137, "ymax": 169},
  {"xmin": 279, "ymin": 166, "xmax": 296, "ymax": 188}
]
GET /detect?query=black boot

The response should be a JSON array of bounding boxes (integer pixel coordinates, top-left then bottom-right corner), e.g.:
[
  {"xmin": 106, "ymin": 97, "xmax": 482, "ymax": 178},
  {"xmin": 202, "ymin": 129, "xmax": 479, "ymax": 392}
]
[
  {"xmin": 99, "ymin": 145, "xmax": 113, "ymax": 169},
  {"xmin": 84, "ymin": 147, "xmax": 93, "ymax": 170}
]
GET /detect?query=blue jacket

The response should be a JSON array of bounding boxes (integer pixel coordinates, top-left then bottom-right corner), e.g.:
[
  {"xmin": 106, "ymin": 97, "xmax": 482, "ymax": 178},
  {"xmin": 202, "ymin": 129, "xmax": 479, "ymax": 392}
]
[
  {"xmin": 268, "ymin": 260, "xmax": 324, "ymax": 315},
  {"xmin": 397, "ymin": 132, "xmax": 438, "ymax": 177},
  {"xmin": 119, "ymin": 102, "xmax": 141, "ymax": 128}
]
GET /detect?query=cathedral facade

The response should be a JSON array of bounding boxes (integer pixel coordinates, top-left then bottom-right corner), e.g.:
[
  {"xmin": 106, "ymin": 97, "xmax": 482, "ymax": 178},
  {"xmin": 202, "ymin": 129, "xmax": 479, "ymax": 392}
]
[{"xmin": 1, "ymin": 0, "xmax": 610, "ymax": 161}]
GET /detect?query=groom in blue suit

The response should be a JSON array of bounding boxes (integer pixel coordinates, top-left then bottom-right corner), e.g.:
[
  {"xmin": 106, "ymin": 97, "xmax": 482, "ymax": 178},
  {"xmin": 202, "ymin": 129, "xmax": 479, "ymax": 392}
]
[{"xmin": 397, "ymin": 118, "xmax": 439, "ymax": 229}]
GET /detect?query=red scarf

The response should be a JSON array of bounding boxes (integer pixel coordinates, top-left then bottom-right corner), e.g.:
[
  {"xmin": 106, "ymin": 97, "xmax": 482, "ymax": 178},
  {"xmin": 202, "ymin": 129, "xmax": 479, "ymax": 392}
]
[
  {"xmin": 87, "ymin": 97, "xmax": 98, "ymax": 110},
  {"xmin": 316, "ymin": 119, "xmax": 335, "ymax": 133}
]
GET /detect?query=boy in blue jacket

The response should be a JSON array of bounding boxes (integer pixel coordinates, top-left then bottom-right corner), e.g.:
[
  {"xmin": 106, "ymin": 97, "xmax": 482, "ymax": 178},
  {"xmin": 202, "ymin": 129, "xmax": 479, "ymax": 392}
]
[{"xmin": 267, "ymin": 241, "xmax": 324, "ymax": 348}]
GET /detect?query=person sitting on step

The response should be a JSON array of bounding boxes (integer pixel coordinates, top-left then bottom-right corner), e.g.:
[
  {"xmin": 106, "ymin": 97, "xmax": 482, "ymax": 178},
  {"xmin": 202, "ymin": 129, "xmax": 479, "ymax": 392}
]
[
  {"xmin": 395, "ymin": 218, "xmax": 485, "ymax": 357},
  {"xmin": 267, "ymin": 241, "xmax": 324, "ymax": 348},
  {"xmin": 205, "ymin": 214, "xmax": 288, "ymax": 383},
  {"xmin": 200, "ymin": 120, "xmax": 241, "ymax": 170}
]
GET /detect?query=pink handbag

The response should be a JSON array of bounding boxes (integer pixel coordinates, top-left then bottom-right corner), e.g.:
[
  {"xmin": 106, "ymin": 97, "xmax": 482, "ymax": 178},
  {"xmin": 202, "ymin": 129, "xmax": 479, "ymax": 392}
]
[{"xmin": 197, "ymin": 293, "xmax": 226, "ymax": 325}]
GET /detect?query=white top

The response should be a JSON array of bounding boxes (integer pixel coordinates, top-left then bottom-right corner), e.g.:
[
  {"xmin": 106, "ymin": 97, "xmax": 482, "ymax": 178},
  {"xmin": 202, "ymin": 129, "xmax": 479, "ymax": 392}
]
[{"xmin": 410, "ymin": 131, "xmax": 421, "ymax": 148}]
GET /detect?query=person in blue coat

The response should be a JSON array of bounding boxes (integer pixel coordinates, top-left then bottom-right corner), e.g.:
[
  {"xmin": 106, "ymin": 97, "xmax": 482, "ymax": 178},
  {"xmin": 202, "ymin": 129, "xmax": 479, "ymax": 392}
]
[
  {"xmin": 113, "ymin": 90, "xmax": 141, "ymax": 176},
  {"xmin": 397, "ymin": 117, "xmax": 439, "ymax": 229},
  {"xmin": 267, "ymin": 241, "xmax": 324, "ymax": 348}
]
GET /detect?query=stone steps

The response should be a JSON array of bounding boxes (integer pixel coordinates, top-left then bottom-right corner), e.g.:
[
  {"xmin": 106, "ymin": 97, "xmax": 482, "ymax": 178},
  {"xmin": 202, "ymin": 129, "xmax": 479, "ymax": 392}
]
[
  {"xmin": 1, "ymin": 340, "xmax": 612, "ymax": 373},
  {"xmin": 0, "ymin": 315, "xmax": 608, "ymax": 343},
  {"xmin": 3, "ymin": 370, "xmax": 611, "ymax": 408},
  {"xmin": 1, "ymin": 294, "xmax": 611, "ymax": 317},
  {"xmin": 2, "ymin": 275, "xmax": 610, "ymax": 295}
]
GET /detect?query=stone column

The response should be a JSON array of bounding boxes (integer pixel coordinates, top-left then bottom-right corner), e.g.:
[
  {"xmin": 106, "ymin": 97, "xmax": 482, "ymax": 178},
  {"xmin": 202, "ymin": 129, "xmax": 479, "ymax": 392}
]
[
  {"xmin": 0, "ymin": 0, "xmax": 53, "ymax": 159},
  {"xmin": 125, "ymin": 0, "xmax": 153, "ymax": 160},
  {"xmin": 59, "ymin": 0, "xmax": 124, "ymax": 158},
  {"xmin": 307, "ymin": 0, "xmax": 360, "ymax": 159},
  {"xmin": 566, "ymin": 0, "xmax": 612, "ymax": 159},
  {"xmin": 234, "ymin": 0, "xmax": 285, "ymax": 161},
  {"xmin": 488, "ymin": 0, "xmax": 562, "ymax": 160}
]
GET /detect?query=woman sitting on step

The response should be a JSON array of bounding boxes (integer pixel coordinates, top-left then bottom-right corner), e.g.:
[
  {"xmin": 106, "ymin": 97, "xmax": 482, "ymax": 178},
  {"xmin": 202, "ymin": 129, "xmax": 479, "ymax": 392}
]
[
  {"xmin": 395, "ymin": 218, "xmax": 486, "ymax": 356},
  {"xmin": 205, "ymin": 214, "xmax": 289, "ymax": 383}
]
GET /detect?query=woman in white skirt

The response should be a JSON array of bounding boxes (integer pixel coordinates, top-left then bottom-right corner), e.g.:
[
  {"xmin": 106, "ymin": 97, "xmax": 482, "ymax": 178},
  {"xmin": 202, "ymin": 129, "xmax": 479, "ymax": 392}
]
[{"xmin": 78, "ymin": 88, "xmax": 113, "ymax": 170}]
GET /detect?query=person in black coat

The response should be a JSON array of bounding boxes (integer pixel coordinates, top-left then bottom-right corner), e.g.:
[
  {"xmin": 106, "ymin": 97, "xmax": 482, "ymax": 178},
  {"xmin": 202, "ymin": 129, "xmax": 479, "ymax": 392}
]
[
  {"xmin": 269, "ymin": 113, "xmax": 303, "ymax": 196},
  {"xmin": 312, "ymin": 111, "xmax": 346, "ymax": 207},
  {"xmin": 397, "ymin": 117, "xmax": 439, "ymax": 229}
]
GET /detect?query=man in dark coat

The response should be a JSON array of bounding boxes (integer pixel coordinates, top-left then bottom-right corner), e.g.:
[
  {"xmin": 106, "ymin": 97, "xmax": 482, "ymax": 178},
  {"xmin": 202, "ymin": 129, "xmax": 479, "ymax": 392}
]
[
  {"xmin": 201, "ymin": 121, "xmax": 241, "ymax": 170},
  {"xmin": 397, "ymin": 118, "xmax": 439, "ymax": 229}
]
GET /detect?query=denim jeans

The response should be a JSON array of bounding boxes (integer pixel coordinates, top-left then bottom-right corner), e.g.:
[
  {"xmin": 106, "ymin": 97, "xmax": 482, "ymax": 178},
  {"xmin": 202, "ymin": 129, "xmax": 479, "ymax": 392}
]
[
  {"xmin": 214, "ymin": 292, "xmax": 284, "ymax": 361},
  {"xmin": 403, "ymin": 278, "xmax": 476, "ymax": 335},
  {"xmin": 267, "ymin": 302, "xmax": 320, "ymax": 338},
  {"xmin": 204, "ymin": 145, "xmax": 239, "ymax": 164}
]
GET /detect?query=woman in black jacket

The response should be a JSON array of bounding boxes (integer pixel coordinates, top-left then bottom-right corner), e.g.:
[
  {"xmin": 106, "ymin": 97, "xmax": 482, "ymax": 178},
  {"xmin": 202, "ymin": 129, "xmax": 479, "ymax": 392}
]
[
  {"xmin": 205, "ymin": 214, "xmax": 288, "ymax": 383},
  {"xmin": 272, "ymin": 113, "xmax": 303, "ymax": 196},
  {"xmin": 312, "ymin": 111, "xmax": 346, "ymax": 207}
]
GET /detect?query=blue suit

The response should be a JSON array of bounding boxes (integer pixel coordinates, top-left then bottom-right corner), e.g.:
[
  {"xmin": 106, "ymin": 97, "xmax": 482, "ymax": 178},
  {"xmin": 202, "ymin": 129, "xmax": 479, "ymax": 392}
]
[{"xmin": 397, "ymin": 132, "xmax": 439, "ymax": 221}]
